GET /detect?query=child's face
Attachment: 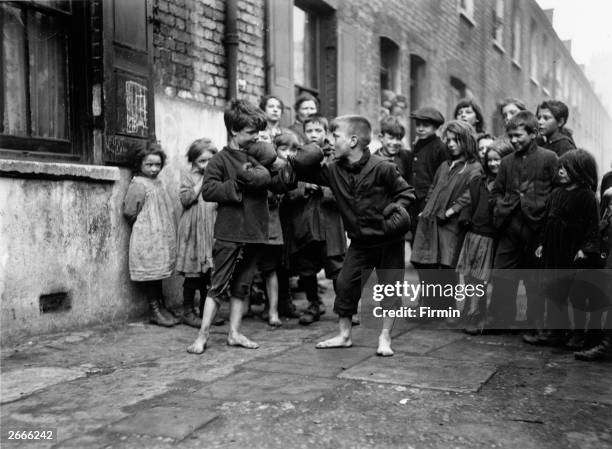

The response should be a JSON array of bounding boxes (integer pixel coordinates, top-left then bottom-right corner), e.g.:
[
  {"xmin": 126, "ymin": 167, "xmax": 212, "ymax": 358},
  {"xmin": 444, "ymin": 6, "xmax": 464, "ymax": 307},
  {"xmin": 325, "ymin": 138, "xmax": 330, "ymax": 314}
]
[
  {"xmin": 444, "ymin": 131, "xmax": 463, "ymax": 159},
  {"xmin": 557, "ymin": 166, "xmax": 571, "ymax": 184},
  {"xmin": 264, "ymin": 98, "xmax": 282, "ymax": 123},
  {"xmin": 537, "ymin": 108, "xmax": 560, "ymax": 138},
  {"xmin": 379, "ymin": 132, "xmax": 402, "ymax": 155},
  {"xmin": 194, "ymin": 150, "xmax": 214, "ymax": 173},
  {"xmin": 276, "ymin": 138, "xmax": 299, "ymax": 160},
  {"xmin": 456, "ymin": 106, "xmax": 478, "ymax": 127},
  {"xmin": 478, "ymin": 137, "xmax": 494, "ymax": 160},
  {"xmin": 486, "ymin": 150, "xmax": 502, "ymax": 175},
  {"xmin": 232, "ymin": 126, "xmax": 260, "ymax": 149},
  {"xmin": 141, "ymin": 154, "xmax": 162, "ymax": 178},
  {"xmin": 297, "ymin": 100, "xmax": 317, "ymax": 122},
  {"xmin": 331, "ymin": 124, "xmax": 354, "ymax": 160},
  {"xmin": 305, "ymin": 121, "xmax": 327, "ymax": 145},
  {"xmin": 414, "ymin": 120, "xmax": 437, "ymax": 140},
  {"xmin": 502, "ymin": 103, "xmax": 522, "ymax": 124},
  {"xmin": 507, "ymin": 125, "xmax": 535, "ymax": 152}
]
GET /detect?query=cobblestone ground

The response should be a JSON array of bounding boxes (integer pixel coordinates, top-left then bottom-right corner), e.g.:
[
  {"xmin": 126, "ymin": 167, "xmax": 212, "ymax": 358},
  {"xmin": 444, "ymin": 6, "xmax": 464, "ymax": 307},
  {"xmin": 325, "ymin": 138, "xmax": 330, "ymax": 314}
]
[{"xmin": 1, "ymin": 272, "xmax": 611, "ymax": 448}]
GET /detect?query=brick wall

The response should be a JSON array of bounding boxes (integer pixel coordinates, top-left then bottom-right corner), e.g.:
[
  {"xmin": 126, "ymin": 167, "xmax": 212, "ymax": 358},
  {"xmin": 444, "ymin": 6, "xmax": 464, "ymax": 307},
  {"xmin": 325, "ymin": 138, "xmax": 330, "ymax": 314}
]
[{"xmin": 152, "ymin": 0, "xmax": 266, "ymax": 108}]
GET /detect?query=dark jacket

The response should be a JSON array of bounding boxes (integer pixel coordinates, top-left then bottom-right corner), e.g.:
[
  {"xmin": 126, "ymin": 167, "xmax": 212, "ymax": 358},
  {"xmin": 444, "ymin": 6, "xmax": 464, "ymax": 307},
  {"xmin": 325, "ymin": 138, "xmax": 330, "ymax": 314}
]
[
  {"xmin": 542, "ymin": 129, "xmax": 576, "ymax": 157},
  {"xmin": 410, "ymin": 134, "xmax": 448, "ymax": 203},
  {"xmin": 459, "ymin": 174, "xmax": 497, "ymax": 238},
  {"xmin": 202, "ymin": 147, "xmax": 287, "ymax": 244},
  {"xmin": 375, "ymin": 147, "xmax": 413, "ymax": 184},
  {"xmin": 298, "ymin": 149, "xmax": 416, "ymax": 247},
  {"xmin": 492, "ymin": 141, "xmax": 558, "ymax": 230}
]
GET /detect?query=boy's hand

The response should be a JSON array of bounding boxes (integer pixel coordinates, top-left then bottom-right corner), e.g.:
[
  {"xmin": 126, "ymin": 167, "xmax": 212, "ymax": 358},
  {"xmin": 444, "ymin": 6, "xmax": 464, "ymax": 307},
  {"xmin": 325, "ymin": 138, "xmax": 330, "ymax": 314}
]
[
  {"xmin": 574, "ymin": 249, "xmax": 586, "ymax": 261},
  {"xmin": 237, "ymin": 162, "xmax": 271, "ymax": 190},
  {"xmin": 444, "ymin": 208, "xmax": 455, "ymax": 218},
  {"xmin": 535, "ymin": 245, "xmax": 543, "ymax": 258}
]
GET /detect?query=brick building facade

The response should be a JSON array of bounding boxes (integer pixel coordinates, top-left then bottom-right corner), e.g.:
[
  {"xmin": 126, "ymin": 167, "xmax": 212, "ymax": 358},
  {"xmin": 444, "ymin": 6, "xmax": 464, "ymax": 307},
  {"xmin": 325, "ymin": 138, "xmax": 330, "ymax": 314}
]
[{"xmin": 1, "ymin": 0, "xmax": 610, "ymax": 341}]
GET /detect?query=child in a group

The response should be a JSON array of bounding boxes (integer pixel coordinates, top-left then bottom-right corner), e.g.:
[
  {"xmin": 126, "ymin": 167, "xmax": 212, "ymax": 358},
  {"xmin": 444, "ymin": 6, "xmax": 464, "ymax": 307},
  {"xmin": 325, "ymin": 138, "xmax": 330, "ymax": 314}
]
[
  {"xmin": 187, "ymin": 99, "xmax": 284, "ymax": 354},
  {"xmin": 486, "ymin": 111, "xmax": 558, "ymax": 334},
  {"xmin": 259, "ymin": 94, "xmax": 285, "ymax": 142},
  {"xmin": 297, "ymin": 114, "xmax": 347, "ymax": 325},
  {"xmin": 410, "ymin": 120, "xmax": 483, "ymax": 311},
  {"xmin": 476, "ymin": 133, "xmax": 494, "ymax": 162},
  {"xmin": 524, "ymin": 149, "xmax": 600, "ymax": 346},
  {"xmin": 574, "ymin": 169, "xmax": 612, "ymax": 360},
  {"xmin": 454, "ymin": 98, "xmax": 485, "ymax": 135},
  {"xmin": 176, "ymin": 138, "xmax": 218, "ymax": 328},
  {"xmin": 408, "ymin": 107, "xmax": 448, "ymax": 243},
  {"xmin": 536, "ymin": 100, "xmax": 576, "ymax": 157},
  {"xmin": 123, "ymin": 143, "xmax": 178, "ymax": 327},
  {"xmin": 498, "ymin": 97, "xmax": 526, "ymax": 126},
  {"xmin": 457, "ymin": 138, "xmax": 514, "ymax": 333},
  {"xmin": 375, "ymin": 116, "xmax": 412, "ymax": 183},
  {"xmin": 288, "ymin": 115, "xmax": 415, "ymax": 355}
]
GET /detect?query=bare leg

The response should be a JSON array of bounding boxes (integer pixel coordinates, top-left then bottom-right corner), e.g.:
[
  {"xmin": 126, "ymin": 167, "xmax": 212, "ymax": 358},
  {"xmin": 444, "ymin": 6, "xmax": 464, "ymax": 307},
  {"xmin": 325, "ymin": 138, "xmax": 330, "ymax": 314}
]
[
  {"xmin": 316, "ymin": 317, "xmax": 353, "ymax": 348},
  {"xmin": 377, "ymin": 315, "xmax": 395, "ymax": 356},
  {"xmin": 187, "ymin": 296, "xmax": 219, "ymax": 354},
  {"xmin": 227, "ymin": 296, "xmax": 259, "ymax": 348},
  {"xmin": 266, "ymin": 271, "xmax": 282, "ymax": 326}
]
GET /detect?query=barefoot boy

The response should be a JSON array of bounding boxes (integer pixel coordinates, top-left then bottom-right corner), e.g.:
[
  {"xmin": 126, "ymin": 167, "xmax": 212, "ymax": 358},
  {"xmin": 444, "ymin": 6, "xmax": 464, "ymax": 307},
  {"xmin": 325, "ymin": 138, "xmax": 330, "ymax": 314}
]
[
  {"xmin": 188, "ymin": 99, "xmax": 284, "ymax": 354},
  {"xmin": 290, "ymin": 115, "xmax": 415, "ymax": 355}
]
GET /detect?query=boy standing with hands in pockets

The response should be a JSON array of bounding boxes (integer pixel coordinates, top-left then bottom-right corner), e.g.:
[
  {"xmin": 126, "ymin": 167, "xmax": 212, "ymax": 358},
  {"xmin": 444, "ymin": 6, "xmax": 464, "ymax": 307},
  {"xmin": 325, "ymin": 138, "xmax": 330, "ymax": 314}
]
[{"xmin": 288, "ymin": 115, "xmax": 415, "ymax": 355}]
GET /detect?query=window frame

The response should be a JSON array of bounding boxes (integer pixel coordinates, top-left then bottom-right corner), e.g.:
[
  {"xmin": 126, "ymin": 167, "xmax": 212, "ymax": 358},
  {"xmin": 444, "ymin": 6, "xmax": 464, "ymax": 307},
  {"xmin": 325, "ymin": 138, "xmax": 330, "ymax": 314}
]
[
  {"xmin": 458, "ymin": 0, "xmax": 475, "ymax": 25},
  {"xmin": 492, "ymin": 0, "xmax": 505, "ymax": 50},
  {"xmin": 0, "ymin": 1, "xmax": 89, "ymax": 162},
  {"xmin": 510, "ymin": 6, "xmax": 521, "ymax": 66}
]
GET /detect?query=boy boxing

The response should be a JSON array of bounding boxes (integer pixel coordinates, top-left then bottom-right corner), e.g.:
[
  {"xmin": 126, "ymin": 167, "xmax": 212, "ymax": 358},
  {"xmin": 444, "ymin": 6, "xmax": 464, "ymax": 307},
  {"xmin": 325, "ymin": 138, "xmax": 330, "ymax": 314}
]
[{"xmin": 289, "ymin": 115, "xmax": 415, "ymax": 355}]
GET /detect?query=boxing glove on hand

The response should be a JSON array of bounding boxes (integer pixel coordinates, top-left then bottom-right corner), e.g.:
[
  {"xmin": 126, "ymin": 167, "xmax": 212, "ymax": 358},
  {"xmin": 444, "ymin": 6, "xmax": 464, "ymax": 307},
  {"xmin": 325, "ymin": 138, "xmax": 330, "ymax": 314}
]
[
  {"xmin": 287, "ymin": 143, "xmax": 324, "ymax": 173},
  {"xmin": 381, "ymin": 202, "xmax": 411, "ymax": 236},
  {"xmin": 247, "ymin": 141, "xmax": 278, "ymax": 169},
  {"xmin": 237, "ymin": 162, "xmax": 271, "ymax": 190}
]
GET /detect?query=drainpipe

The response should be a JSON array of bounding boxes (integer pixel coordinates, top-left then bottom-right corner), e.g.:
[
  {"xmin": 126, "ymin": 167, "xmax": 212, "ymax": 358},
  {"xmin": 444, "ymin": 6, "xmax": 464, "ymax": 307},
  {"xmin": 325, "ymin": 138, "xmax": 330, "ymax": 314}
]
[{"xmin": 224, "ymin": 0, "xmax": 239, "ymax": 100}]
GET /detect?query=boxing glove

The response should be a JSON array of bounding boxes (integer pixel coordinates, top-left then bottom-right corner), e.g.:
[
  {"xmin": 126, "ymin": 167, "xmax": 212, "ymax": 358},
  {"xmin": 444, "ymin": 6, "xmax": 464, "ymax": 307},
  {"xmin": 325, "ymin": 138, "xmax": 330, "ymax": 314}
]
[
  {"xmin": 237, "ymin": 162, "xmax": 271, "ymax": 191},
  {"xmin": 247, "ymin": 141, "xmax": 278, "ymax": 169},
  {"xmin": 381, "ymin": 202, "xmax": 411, "ymax": 236}
]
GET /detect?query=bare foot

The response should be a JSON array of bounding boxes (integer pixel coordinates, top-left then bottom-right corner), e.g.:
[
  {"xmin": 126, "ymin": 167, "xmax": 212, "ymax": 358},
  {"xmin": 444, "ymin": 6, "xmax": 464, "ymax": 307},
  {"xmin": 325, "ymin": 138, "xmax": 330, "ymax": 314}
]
[
  {"xmin": 376, "ymin": 333, "xmax": 394, "ymax": 357},
  {"xmin": 187, "ymin": 335, "xmax": 207, "ymax": 354},
  {"xmin": 227, "ymin": 332, "xmax": 259, "ymax": 349},
  {"xmin": 268, "ymin": 315, "xmax": 282, "ymax": 327},
  {"xmin": 315, "ymin": 334, "xmax": 352, "ymax": 349}
]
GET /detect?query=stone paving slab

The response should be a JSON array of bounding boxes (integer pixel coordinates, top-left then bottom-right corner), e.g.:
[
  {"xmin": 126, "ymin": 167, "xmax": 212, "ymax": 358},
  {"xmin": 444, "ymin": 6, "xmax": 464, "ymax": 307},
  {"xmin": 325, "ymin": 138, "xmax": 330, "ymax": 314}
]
[
  {"xmin": 1, "ymin": 367, "xmax": 87, "ymax": 404},
  {"xmin": 427, "ymin": 338, "xmax": 546, "ymax": 368},
  {"xmin": 338, "ymin": 353, "xmax": 497, "ymax": 393},
  {"xmin": 193, "ymin": 370, "xmax": 344, "ymax": 402},
  {"xmin": 109, "ymin": 406, "xmax": 218, "ymax": 440},
  {"xmin": 389, "ymin": 329, "xmax": 466, "ymax": 355},
  {"xmin": 548, "ymin": 363, "xmax": 612, "ymax": 405}
]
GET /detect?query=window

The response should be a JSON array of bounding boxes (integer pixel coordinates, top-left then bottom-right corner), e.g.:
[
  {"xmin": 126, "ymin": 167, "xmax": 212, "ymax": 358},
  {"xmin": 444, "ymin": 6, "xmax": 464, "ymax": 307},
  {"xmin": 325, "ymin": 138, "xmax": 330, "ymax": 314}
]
[
  {"xmin": 449, "ymin": 77, "xmax": 466, "ymax": 119},
  {"xmin": 529, "ymin": 21, "xmax": 538, "ymax": 82},
  {"xmin": 0, "ymin": 1, "xmax": 86, "ymax": 159},
  {"xmin": 458, "ymin": 0, "xmax": 475, "ymax": 23},
  {"xmin": 293, "ymin": 5, "xmax": 318, "ymax": 99},
  {"xmin": 511, "ymin": 7, "xmax": 521, "ymax": 63},
  {"xmin": 541, "ymin": 35, "xmax": 551, "ymax": 94},
  {"xmin": 409, "ymin": 55, "xmax": 426, "ymax": 141},
  {"xmin": 380, "ymin": 37, "xmax": 400, "ymax": 94},
  {"xmin": 492, "ymin": 0, "xmax": 504, "ymax": 48}
]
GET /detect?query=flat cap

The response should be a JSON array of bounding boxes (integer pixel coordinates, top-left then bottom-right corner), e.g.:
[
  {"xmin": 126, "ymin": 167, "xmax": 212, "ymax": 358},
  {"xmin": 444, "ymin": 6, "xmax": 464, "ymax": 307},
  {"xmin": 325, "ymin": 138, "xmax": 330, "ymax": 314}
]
[{"xmin": 409, "ymin": 107, "xmax": 445, "ymax": 126}]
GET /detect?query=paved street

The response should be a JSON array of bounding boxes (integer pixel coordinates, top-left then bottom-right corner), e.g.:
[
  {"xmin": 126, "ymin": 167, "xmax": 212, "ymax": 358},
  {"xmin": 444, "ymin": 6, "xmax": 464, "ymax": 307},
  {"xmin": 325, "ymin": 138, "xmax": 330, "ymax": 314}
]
[{"xmin": 1, "ymin": 278, "xmax": 611, "ymax": 449}]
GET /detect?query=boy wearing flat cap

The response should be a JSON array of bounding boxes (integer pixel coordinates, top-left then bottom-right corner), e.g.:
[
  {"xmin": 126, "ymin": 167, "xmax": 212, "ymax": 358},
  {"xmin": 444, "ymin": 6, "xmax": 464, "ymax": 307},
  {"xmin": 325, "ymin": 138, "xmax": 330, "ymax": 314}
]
[{"xmin": 408, "ymin": 106, "xmax": 448, "ymax": 243}]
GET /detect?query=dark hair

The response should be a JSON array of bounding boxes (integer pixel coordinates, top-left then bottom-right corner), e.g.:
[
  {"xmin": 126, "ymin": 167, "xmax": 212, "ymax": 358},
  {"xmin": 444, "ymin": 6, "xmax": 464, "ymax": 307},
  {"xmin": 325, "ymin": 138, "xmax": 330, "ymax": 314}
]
[
  {"xmin": 294, "ymin": 92, "xmax": 319, "ymax": 114},
  {"xmin": 537, "ymin": 100, "xmax": 570, "ymax": 127},
  {"xmin": 224, "ymin": 99, "xmax": 267, "ymax": 135},
  {"xmin": 454, "ymin": 98, "xmax": 485, "ymax": 133},
  {"xmin": 132, "ymin": 142, "xmax": 167, "ymax": 173},
  {"xmin": 559, "ymin": 148, "xmax": 598, "ymax": 192},
  {"xmin": 601, "ymin": 170, "xmax": 612, "ymax": 215},
  {"xmin": 483, "ymin": 138, "xmax": 514, "ymax": 177},
  {"xmin": 330, "ymin": 115, "xmax": 372, "ymax": 148},
  {"xmin": 442, "ymin": 120, "xmax": 479, "ymax": 162},
  {"xmin": 259, "ymin": 95, "xmax": 285, "ymax": 113},
  {"xmin": 477, "ymin": 133, "xmax": 494, "ymax": 143},
  {"xmin": 380, "ymin": 116, "xmax": 406, "ymax": 139},
  {"xmin": 498, "ymin": 97, "xmax": 527, "ymax": 116},
  {"xmin": 186, "ymin": 138, "xmax": 218, "ymax": 163},
  {"xmin": 506, "ymin": 110, "xmax": 538, "ymax": 134},
  {"xmin": 273, "ymin": 130, "xmax": 300, "ymax": 149},
  {"xmin": 303, "ymin": 114, "xmax": 329, "ymax": 132}
]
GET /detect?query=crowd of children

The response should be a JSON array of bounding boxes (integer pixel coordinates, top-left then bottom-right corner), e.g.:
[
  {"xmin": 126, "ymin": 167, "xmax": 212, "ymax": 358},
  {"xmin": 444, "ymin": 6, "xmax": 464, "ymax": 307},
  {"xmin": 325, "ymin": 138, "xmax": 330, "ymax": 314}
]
[{"xmin": 122, "ymin": 94, "xmax": 612, "ymax": 362}]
